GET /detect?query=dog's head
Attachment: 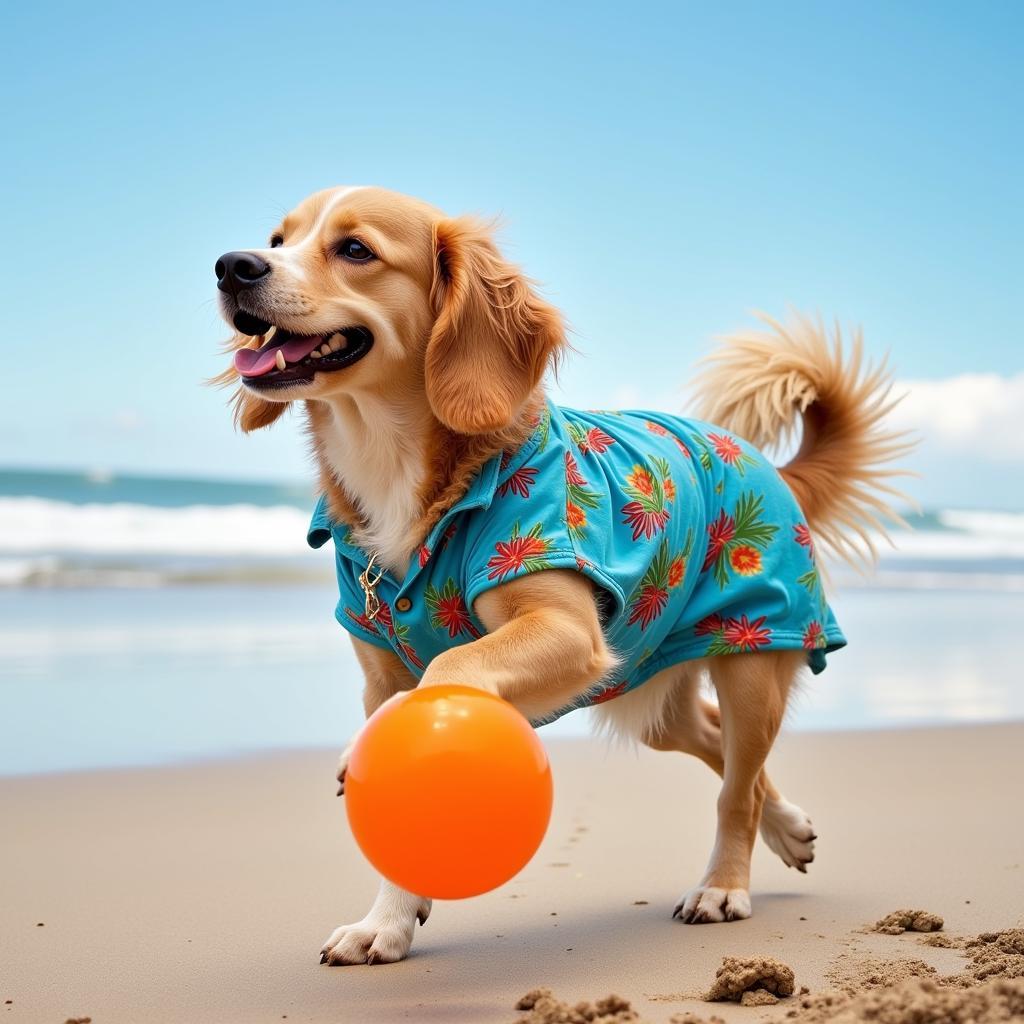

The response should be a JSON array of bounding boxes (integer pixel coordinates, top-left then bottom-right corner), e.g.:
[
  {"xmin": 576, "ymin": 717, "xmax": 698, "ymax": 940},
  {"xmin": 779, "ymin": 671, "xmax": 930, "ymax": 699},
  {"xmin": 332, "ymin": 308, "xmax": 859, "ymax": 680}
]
[{"xmin": 215, "ymin": 186, "xmax": 565, "ymax": 435}]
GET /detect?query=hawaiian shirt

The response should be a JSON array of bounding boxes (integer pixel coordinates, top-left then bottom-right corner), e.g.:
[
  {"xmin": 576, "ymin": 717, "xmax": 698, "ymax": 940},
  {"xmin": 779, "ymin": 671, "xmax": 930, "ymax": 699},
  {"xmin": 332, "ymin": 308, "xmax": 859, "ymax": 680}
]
[{"xmin": 307, "ymin": 403, "xmax": 845, "ymax": 726}]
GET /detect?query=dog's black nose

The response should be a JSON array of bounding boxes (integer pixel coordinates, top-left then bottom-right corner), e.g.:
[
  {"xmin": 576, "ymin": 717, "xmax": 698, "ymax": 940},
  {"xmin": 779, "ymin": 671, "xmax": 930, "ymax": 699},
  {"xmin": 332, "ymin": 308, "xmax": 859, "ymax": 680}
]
[{"xmin": 215, "ymin": 251, "xmax": 271, "ymax": 295}]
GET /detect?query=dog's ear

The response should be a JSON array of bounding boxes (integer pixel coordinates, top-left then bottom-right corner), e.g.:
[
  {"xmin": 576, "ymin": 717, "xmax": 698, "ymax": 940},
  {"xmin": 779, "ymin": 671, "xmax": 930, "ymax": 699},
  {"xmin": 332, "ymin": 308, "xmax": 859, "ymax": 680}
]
[
  {"xmin": 209, "ymin": 357, "xmax": 289, "ymax": 433},
  {"xmin": 426, "ymin": 217, "xmax": 565, "ymax": 435}
]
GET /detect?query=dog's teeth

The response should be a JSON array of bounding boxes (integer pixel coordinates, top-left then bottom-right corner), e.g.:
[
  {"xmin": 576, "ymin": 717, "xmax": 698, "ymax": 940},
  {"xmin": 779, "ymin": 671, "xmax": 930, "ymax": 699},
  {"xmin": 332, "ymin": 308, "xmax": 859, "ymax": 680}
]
[
  {"xmin": 311, "ymin": 350, "xmax": 322, "ymax": 359},
  {"xmin": 319, "ymin": 343, "xmax": 332, "ymax": 357},
  {"xmin": 275, "ymin": 350, "xmax": 286, "ymax": 371},
  {"xmin": 328, "ymin": 334, "xmax": 347, "ymax": 352}
]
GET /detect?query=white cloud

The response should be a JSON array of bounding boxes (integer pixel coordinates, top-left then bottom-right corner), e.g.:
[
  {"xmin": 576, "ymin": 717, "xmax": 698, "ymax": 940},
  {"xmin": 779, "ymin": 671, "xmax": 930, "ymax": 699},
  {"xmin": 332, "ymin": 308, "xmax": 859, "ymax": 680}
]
[{"xmin": 888, "ymin": 372, "xmax": 1024, "ymax": 460}]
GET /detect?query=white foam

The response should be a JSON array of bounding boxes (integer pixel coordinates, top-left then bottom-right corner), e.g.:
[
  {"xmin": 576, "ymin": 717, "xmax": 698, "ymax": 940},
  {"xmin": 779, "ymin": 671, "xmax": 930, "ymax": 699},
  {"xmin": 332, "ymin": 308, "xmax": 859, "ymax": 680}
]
[{"xmin": 0, "ymin": 497, "xmax": 314, "ymax": 557}]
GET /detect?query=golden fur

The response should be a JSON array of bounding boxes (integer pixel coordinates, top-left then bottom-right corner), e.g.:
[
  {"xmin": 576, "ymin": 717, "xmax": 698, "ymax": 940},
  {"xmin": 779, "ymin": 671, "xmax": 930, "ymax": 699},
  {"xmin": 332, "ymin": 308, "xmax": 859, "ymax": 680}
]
[{"xmin": 215, "ymin": 186, "xmax": 909, "ymax": 964}]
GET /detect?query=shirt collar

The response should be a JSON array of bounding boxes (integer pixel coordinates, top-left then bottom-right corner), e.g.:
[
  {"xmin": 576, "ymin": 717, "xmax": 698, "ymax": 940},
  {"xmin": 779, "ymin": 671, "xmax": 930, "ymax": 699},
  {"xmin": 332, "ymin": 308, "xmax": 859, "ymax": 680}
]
[{"xmin": 306, "ymin": 404, "xmax": 551, "ymax": 562}]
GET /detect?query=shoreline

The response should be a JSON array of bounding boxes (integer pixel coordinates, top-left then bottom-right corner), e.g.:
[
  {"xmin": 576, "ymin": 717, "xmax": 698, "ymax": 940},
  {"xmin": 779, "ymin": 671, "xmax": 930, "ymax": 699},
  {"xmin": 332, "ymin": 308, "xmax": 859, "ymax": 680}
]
[{"xmin": 3, "ymin": 715, "xmax": 1024, "ymax": 780}]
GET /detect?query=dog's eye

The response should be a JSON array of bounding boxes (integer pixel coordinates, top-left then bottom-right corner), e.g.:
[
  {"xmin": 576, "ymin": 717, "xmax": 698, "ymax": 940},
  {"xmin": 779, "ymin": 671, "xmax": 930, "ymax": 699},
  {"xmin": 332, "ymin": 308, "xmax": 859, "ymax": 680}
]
[
  {"xmin": 269, "ymin": 234, "xmax": 284, "ymax": 248},
  {"xmin": 337, "ymin": 238, "xmax": 375, "ymax": 262}
]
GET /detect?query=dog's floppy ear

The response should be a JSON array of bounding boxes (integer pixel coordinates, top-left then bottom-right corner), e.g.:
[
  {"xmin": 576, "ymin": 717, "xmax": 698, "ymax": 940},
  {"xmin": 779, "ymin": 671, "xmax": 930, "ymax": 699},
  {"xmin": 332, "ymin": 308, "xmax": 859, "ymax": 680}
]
[
  {"xmin": 209, "ymin": 356, "xmax": 289, "ymax": 433},
  {"xmin": 426, "ymin": 217, "xmax": 565, "ymax": 434}
]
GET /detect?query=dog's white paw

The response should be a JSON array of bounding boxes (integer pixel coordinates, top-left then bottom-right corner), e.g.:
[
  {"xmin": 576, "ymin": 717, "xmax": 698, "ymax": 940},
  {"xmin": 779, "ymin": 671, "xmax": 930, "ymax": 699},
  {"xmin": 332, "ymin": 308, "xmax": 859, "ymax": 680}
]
[
  {"xmin": 760, "ymin": 796, "xmax": 816, "ymax": 872},
  {"xmin": 320, "ymin": 899, "xmax": 430, "ymax": 966},
  {"xmin": 673, "ymin": 885, "xmax": 751, "ymax": 924}
]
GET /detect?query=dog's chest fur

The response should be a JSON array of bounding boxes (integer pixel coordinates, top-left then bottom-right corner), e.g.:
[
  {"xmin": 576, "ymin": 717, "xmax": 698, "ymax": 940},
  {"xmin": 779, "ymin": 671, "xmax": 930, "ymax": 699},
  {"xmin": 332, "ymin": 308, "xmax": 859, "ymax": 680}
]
[{"xmin": 317, "ymin": 396, "xmax": 428, "ymax": 580}]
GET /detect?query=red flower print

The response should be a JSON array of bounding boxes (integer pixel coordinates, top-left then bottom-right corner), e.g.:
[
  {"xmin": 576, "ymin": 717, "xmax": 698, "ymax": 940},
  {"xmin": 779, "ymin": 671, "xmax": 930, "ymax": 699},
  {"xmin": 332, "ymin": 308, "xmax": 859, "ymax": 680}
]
[
  {"xmin": 722, "ymin": 614, "xmax": 772, "ymax": 651},
  {"xmin": 345, "ymin": 607, "xmax": 380, "ymax": 634},
  {"xmin": 398, "ymin": 641, "xmax": 425, "ymax": 670},
  {"xmin": 708, "ymin": 432, "xmax": 743, "ymax": 464},
  {"xmin": 620, "ymin": 455, "xmax": 674, "ymax": 542},
  {"xmin": 803, "ymin": 620, "xmax": 825, "ymax": 650},
  {"xmin": 497, "ymin": 464, "xmax": 538, "ymax": 499},
  {"xmin": 584, "ymin": 427, "xmax": 616, "ymax": 454},
  {"xmin": 425, "ymin": 578, "xmax": 481, "ymax": 639},
  {"xmin": 627, "ymin": 584, "xmax": 668, "ymax": 629},
  {"xmin": 694, "ymin": 612, "xmax": 725, "ymax": 637},
  {"xmin": 418, "ymin": 545, "xmax": 431, "ymax": 568},
  {"xmin": 691, "ymin": 431, "xmax": 755, "ymax": 476},
  {"xmin": 564, "ymin": 451, "xmax": 586, "ymax": 487},
  {"xmin": 568, "ymin": 420, "xmax": 616, "ymax": 455},
  {"xmin": 626, "ymin": 535, "xmax": 690, "ymax": 630},
  {"xmin": 729, "ymin": 544, "xmax": 762, "ymax": 576},
  {"xmin": 794, "ymin": 523, "xmax": 815, "ymax": 556},
  {"xmin": 703, "ymin": 492, "xmax": 778, "ymax": 588},
  {"xmin": 576, "ymin": 556, "xmax": 591, "ymax": 572},
  {"xmin": 348, "ymin": 602, "xmax": 424, "ymax": 669},
  {"xmin": 373, "ymin": 602, "xmax": 394, "ymax": 633},
  {"xmin": 703, "ymin": 510, "xmax": 737, "ymax": 570},
  {"xmin": 672, "ymin": 434, "xmax": 692, "ymax": 458},
  {"xmin": 486, "ymin": 522, "xmax": 554, "ymax": 580},
  {"xmin": 668, "ymin": 555, "xmax": 686, "ymax": 588},
  {"xmin": 664, "ymin": 477, "xmax": 677, "ymax": 501},
  {"xmin": 645, "ymin": 420, "xmax": 669, "ymax": 436},
  {"xmin": 592, "ymin": 680, "xmax": 630, "ymax": 704},
  {"xmin": 621, "ymin": 501, "xmax": 670, "ymax": 541}
]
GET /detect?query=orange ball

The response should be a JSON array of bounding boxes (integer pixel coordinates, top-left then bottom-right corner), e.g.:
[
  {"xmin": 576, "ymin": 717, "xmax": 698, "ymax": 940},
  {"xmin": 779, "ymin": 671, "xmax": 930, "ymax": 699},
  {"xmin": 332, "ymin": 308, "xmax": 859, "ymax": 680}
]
[{"xmin": 344, "ymin": 685, "xmax": 553, "ymax": 899}]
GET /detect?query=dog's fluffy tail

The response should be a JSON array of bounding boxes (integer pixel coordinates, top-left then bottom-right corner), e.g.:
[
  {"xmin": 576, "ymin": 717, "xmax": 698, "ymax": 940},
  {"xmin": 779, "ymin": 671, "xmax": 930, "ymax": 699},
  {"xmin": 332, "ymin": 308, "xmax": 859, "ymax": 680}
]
[{"xmin": 693, "ymin": 311, "xmax": 915, "ymax": 567}]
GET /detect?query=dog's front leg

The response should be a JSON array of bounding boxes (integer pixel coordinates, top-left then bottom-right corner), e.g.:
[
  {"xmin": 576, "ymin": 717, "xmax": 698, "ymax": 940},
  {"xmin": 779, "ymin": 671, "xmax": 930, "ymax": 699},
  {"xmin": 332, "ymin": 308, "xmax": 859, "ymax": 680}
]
[
  {"xmin": 324, "ymin": 571, "xmax": 612, "ymax": 966},
  {"xmin": 323, "ymin": 641, "xmax": 427, "ymax": 966},
  {"xmin": 419, "ymin": 569, "xmax": 617, "ymax": 723}
]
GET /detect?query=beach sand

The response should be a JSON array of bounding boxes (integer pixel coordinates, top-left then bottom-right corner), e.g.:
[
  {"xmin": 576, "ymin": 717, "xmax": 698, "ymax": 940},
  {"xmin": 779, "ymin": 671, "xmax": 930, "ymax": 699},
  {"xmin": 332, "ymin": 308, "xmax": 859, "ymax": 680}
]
[{"xmin": 2, "ymin": 723, "xmax": 1022, "ymax": 1023}]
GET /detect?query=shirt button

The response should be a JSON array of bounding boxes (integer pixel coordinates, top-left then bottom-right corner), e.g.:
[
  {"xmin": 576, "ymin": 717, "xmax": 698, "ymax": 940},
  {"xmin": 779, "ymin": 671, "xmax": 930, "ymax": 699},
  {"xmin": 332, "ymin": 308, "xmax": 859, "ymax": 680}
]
[{"xmin": 395, "ymin": 597, "xmax": 412, "ymax": 613}]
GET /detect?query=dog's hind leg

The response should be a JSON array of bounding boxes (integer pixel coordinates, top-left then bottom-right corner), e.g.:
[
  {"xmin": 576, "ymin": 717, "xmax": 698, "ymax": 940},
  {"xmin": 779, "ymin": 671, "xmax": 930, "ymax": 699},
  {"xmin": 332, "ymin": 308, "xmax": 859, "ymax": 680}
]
[
  {"xmin": 671, "ymin": 650, "xmax": 807, "ymax": 923},
  {"xmin": 639, "ymin": 662, "xmax": 815, "ymax": 875}
]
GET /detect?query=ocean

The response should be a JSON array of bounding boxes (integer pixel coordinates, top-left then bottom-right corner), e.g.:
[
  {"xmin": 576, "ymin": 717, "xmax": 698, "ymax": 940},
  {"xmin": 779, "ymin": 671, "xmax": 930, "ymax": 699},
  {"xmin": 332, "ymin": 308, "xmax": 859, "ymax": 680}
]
[{"xmin": 2, "ymin": 468, "xmax": 1022, "ymax": 774}]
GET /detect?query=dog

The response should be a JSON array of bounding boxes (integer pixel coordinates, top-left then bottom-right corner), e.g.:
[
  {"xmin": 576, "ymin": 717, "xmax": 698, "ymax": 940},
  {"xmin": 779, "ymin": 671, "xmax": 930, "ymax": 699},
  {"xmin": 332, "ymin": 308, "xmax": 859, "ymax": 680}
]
[{"xmin": 214, "ymin": 185, "xmax": 908, "ymax": 966}]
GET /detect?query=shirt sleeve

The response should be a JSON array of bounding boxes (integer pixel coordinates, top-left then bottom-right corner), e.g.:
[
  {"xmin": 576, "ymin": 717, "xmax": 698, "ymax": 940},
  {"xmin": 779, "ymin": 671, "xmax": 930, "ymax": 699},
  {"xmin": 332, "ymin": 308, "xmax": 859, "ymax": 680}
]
[{"xmin": 461, "ymin": 436, "xmax": 626, "ymax": 619}]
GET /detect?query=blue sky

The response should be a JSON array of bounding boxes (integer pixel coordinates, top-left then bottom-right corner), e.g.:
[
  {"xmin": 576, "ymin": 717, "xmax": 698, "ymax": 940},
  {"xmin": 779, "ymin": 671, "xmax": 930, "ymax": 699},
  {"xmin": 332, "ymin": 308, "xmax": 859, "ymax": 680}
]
[{"xmin": 3, "ymin": 1, "xmax": 1021, "ymax": 506}]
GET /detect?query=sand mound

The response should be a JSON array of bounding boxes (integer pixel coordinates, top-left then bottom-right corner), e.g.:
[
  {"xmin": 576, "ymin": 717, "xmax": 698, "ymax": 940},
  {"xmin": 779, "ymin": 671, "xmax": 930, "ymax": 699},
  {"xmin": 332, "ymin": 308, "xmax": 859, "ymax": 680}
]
[
  {"xmin": 871, "ymin": 909, "xmax": 944, "ymax": 935},
  {"xmin": 776, "ymin": 977, "xmax": 1024, "ymax": 1023},
  {"xmin": 962, "ymin": 929, "xmax": 1024, "ymax": 982},
  {"xmin": 514, "ymin": 928, "xmax": 1024, "ymax": 1024},
  {"xmin": 773, "ymin": 927, "xmax": 1024, "ymax": 1022},
  {"xmin": 513, "ymin": 988, "xmax": 638, "ymax": 1023},
  {"xmin": 706, "ymin": 956, "xmax": 796, "ymax": 1003}
]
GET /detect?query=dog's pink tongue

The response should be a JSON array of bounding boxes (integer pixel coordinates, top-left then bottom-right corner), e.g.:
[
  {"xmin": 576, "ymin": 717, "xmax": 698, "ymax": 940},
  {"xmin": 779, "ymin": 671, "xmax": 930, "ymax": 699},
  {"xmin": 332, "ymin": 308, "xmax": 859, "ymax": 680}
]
[{"xmin": 234, "ymin": 335, "xmax": 324, "ymax": 377}]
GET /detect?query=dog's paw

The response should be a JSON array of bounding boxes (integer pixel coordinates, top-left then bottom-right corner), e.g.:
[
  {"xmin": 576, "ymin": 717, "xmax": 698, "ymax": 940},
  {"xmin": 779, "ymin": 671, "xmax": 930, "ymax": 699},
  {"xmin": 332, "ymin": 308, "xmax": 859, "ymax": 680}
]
[
  {"xmin": 673, "ymin": 885, "xmax": 751, "ymax": 924},
  {"xmin": 760, "ymin": 796, "xmax": 816, "ymax": 872},
  {"xmin": 320, "ymin": 900, "xmax": 430, "ymax": 966}
]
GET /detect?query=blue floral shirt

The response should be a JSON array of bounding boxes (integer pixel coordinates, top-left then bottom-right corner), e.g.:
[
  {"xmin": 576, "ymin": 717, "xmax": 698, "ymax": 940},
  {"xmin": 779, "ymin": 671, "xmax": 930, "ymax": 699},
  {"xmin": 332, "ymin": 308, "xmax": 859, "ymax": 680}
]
[{"xmin": 307, "ymin": 404, "xmax": 845, "ymax": 726}]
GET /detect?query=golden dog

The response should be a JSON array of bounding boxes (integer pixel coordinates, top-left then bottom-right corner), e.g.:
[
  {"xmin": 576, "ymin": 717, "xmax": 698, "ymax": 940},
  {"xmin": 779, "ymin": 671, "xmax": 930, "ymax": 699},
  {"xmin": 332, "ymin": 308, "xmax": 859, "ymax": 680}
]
[{"xmin": 214, "ymin": 186, "xmax": 907, "ymax": 965}]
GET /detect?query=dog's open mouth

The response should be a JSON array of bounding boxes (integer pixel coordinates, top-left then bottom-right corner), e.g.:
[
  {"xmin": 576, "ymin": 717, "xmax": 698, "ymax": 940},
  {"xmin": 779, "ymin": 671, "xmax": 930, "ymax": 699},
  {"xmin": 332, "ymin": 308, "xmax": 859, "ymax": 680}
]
[{"xmin": 233, "ymin": 322, "xmax": 374, "ymax": 387}]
